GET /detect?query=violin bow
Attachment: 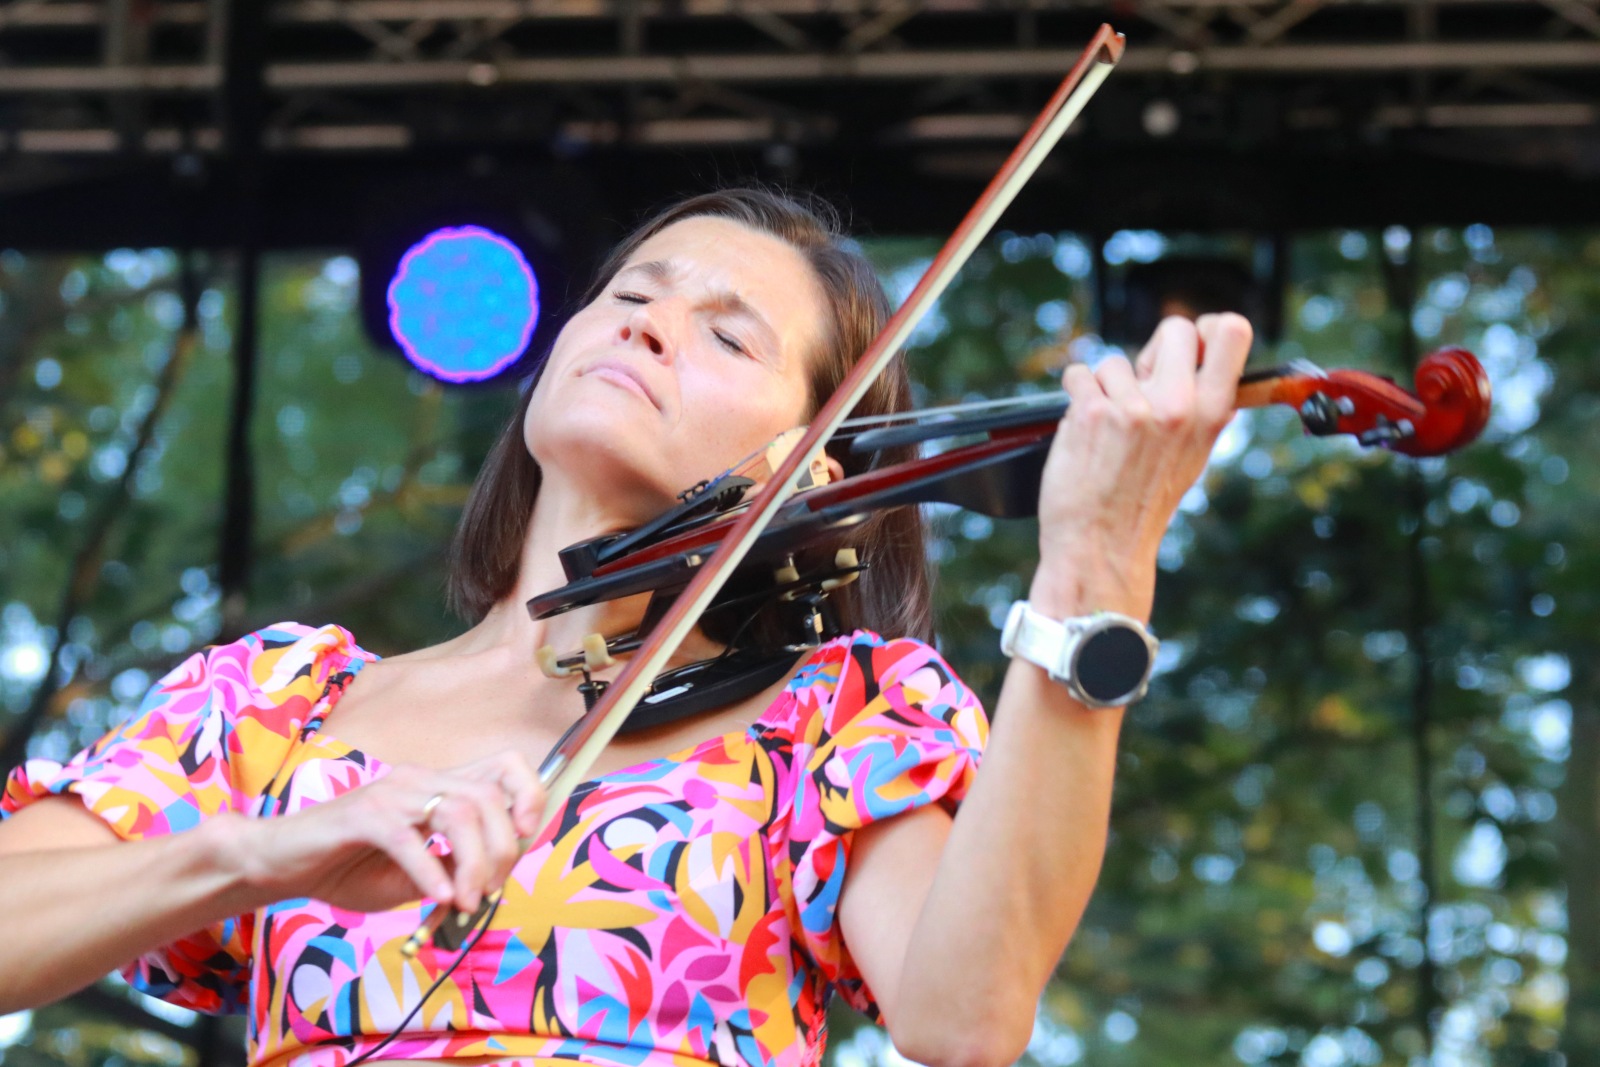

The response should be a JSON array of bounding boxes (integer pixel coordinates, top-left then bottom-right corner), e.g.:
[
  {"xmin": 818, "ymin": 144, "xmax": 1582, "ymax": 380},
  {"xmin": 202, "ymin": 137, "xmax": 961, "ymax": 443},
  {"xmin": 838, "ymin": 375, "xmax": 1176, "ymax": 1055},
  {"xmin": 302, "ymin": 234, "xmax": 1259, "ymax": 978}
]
[{"xmin": 405, "ymin": 22, "xmax": 1126, "ymax": 954}]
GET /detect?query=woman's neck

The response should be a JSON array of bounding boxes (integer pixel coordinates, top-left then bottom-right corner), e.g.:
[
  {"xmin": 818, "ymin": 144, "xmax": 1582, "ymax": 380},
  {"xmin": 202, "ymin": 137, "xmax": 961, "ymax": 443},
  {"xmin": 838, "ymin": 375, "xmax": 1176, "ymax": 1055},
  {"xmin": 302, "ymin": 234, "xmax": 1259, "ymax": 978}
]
[{"xmin": 449, "ymin": 464, "xmax": 722, "ymax": 678}]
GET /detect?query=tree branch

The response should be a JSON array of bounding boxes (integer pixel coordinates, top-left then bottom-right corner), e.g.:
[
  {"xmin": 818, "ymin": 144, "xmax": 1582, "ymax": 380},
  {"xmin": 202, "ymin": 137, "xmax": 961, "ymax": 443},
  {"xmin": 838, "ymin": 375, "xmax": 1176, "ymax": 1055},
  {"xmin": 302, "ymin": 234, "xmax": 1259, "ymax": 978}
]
[{"xmin": 1, "ymin": 274, "xmax": 199, "ymax": 776}]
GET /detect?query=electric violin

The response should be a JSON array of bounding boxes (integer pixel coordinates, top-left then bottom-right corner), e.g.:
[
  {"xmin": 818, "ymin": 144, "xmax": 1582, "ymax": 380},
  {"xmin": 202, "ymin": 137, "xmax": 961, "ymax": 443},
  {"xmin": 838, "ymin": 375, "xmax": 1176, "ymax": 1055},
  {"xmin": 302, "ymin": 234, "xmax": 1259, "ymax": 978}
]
[
  {"xmin": 532, "ymin": 347, "xmax": 1491, "ymax": 625},
  {"xmin": 510, "ymin": 344, "xmax": 1489, "ymax": 734}
]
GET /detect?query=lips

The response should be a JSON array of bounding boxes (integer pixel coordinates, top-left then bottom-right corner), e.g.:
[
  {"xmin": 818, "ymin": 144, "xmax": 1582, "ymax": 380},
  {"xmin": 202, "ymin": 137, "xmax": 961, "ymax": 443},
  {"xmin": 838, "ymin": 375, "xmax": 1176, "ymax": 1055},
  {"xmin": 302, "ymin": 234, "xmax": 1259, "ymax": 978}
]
[{"xmin": 582, "ymin": 359, "xmax": 661, "ymax": 411}]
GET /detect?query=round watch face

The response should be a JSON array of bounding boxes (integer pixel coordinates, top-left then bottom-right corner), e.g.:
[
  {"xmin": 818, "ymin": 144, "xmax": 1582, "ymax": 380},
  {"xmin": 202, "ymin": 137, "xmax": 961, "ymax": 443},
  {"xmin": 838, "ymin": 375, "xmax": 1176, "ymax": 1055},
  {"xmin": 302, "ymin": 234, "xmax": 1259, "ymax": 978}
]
[{"xmin": 1075, "ymin": 624, "xmax": 1153, "ymax": 704}]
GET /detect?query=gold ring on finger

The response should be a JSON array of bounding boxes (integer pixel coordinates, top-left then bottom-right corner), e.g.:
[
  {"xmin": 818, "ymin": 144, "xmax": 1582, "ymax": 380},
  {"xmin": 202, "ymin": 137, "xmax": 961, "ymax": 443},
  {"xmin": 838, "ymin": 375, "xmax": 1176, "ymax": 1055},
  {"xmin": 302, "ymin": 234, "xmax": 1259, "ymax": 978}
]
[{"xmin": 421, "ymin": 792, "xmax": 446, "ymax": 822}]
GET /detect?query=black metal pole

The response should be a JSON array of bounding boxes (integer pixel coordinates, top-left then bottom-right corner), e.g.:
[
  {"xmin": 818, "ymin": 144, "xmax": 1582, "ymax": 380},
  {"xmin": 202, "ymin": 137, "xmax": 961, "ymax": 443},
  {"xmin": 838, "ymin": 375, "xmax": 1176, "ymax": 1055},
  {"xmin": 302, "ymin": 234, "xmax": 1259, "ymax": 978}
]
[
  {"xmin": 1383, "ymin": 226, "xmax": 1442, "ymax": 1053},
  {"xmin": 217, "ymin": 0, "xmax": 268, "ymax": 638}
]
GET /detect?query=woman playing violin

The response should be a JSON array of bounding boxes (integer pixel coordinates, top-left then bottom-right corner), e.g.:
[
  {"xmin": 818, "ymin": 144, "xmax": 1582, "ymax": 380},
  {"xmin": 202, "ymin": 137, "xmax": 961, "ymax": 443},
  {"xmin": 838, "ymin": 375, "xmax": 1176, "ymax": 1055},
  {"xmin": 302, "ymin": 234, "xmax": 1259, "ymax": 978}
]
[{"xmin": 0, "ymin": 188, "xmax": 1252, "ymax": 1067}]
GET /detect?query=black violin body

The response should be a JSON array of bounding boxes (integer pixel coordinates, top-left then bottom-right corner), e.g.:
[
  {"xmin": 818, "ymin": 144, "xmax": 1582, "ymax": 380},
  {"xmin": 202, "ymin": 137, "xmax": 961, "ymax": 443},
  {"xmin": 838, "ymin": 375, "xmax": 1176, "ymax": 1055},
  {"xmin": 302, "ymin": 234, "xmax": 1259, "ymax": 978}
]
[
  {"xmin": 529, "ymin": 429, "xmax": 1052, "ymax": 622},
  {"xmin": 525, "ymin": 347, "xmax": 1490, "ymax": 736}
]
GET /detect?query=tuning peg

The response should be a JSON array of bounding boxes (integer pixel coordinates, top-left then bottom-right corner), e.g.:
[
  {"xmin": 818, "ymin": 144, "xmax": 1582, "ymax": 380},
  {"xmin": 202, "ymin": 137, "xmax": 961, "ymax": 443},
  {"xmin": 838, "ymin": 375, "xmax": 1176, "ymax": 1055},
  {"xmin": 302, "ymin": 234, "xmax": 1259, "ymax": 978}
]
[
  {"xmin": 820, "ymin": 548, "xmax": 861, "ymax": 592},
  {"xmin": 536, "ymin": 645, "xmax": 573, "ymax": 679},
  {"xmin": 1357, "ymin": 417, "xmax": 1416, "ymax": 448},
  {"xmin": 581, "ymin": 633, "xmax": 615, "ymax": 671}
]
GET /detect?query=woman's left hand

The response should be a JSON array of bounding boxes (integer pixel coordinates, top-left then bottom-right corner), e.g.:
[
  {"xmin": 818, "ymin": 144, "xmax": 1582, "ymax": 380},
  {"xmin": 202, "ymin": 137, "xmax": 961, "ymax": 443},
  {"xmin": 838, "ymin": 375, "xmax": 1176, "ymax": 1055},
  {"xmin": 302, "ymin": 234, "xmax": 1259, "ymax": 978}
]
[{"xmin": 1031, "ymin": 312, "xmax": 1253, "ymax": 622}]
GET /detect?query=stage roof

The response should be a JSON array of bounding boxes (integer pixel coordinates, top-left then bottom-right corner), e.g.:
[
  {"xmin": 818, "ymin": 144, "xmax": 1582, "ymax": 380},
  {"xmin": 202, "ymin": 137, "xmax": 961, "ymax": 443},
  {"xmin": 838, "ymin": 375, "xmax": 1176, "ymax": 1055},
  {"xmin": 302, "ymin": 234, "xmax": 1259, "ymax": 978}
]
[{"xmin": 0, "ymin": 0, "xmax": 1597, "ymax": 248}]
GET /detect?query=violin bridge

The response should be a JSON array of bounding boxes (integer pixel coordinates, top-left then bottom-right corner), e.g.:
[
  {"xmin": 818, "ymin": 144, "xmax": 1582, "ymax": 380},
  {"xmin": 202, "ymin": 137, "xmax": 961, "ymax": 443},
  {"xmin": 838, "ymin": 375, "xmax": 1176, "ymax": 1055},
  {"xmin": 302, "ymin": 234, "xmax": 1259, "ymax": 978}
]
[{"xmin": 761, "ymin": 428, "xmax": 832, "ymax": 489}]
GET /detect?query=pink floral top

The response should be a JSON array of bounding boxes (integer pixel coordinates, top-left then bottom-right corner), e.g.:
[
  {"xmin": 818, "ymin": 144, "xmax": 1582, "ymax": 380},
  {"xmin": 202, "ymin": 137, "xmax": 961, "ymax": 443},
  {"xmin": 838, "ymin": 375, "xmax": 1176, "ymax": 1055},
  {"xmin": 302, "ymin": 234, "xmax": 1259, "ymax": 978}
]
[{"xmin": 3, "ymin": 622, "xmax": 987, "ymax": 1067}]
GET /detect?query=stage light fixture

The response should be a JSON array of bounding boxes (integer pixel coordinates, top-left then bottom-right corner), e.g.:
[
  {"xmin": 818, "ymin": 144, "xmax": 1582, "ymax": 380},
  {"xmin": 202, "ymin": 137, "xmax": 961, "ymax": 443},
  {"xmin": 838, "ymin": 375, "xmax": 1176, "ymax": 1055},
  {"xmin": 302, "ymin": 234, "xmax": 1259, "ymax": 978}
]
[
  {"xmin": 384, "ymin": 225, "xmax": 541, "ymax": 384},
  {"xmin": 357, "ymin": 172, "xmax": 596, "ymax": 387},
  {"xmin": 1100, "ymin": 250, "xmax": 1283, "ymax": 346}
]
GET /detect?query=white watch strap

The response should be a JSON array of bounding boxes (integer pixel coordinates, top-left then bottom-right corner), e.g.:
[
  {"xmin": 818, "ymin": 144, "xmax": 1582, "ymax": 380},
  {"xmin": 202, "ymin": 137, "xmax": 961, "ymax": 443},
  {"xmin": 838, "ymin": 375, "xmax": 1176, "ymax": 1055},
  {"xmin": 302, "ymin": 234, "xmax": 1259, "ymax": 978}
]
[{"xmin": 1001, "ymin": 601, "xmax": 1071, "ymax": 680}]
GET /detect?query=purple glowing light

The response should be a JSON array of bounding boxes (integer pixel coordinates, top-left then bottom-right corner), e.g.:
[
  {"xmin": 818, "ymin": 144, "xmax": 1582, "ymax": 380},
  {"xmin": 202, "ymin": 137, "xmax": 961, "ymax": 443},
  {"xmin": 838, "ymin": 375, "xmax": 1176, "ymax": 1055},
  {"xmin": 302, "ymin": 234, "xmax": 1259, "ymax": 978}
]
[{"xmin": 386, "ymin": 225, "xmax": 540, "ymax": 383}]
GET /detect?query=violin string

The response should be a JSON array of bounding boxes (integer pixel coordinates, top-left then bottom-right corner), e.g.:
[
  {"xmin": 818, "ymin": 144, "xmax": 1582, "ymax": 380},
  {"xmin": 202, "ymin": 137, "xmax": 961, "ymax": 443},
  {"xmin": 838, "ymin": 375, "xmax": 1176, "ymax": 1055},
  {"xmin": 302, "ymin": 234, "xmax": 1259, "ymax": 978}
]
[
  {"xmin": 830, "ymin": 392, "xmax": 1066, "ymax": 441},
  {"xmin": 829, "ymin": 361, "xmax": 1322, "ymax": 442}
]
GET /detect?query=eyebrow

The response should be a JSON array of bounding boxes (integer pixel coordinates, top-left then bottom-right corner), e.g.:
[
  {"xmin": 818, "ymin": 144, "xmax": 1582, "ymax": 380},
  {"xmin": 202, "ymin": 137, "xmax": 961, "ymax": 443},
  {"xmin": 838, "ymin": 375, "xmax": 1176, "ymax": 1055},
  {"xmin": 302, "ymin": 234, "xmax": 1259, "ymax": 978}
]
[{"xmin": 616, "ymin": 259, "xmax": 782, "ymax": 355}]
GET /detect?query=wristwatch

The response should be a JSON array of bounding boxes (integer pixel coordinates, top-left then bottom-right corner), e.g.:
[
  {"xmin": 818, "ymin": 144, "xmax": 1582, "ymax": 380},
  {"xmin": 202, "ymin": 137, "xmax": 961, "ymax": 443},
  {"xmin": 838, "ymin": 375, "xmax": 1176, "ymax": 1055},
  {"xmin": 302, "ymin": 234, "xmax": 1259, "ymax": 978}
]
[{"xmin": 1000, "ymin": 600, "xmax": 1159, "ymax": 708}]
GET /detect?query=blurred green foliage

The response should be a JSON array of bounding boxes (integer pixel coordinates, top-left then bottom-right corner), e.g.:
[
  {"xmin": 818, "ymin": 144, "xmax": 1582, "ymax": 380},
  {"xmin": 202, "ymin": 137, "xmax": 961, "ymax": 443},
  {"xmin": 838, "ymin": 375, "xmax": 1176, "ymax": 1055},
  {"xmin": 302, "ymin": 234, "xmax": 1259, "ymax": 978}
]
[{"xmin": 1, "ymin": 224, "xmax": 1596, "ymax": 1067}]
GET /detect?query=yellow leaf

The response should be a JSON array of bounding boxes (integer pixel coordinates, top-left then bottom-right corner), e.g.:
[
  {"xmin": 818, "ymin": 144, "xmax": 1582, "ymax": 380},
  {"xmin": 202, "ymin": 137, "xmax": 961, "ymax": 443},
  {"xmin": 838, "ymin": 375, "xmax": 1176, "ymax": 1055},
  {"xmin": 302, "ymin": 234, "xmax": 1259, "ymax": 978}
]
[
  {"xmin": 40, "ymin": 453, "xmax": 71, "ymax": 484},
  {"xmin": 1312, "ymin": 694, "xmax": 1372, "ymax": 738},
  {"xmin": 62, "ymin": 430, "xmax": 89, "ymax": 460}
]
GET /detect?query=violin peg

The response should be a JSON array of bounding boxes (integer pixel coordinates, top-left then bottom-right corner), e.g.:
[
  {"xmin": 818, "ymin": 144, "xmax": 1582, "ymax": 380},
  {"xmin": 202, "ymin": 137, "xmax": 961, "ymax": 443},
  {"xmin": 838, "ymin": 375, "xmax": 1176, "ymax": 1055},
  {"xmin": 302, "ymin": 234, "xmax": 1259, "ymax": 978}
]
[
  {"xmin": 804, "ymin": 450, "xmax": 832, "ymax": 488},
  {"xmin": 581, "ymin": 633, "xmax": 615, "ymax": 671},
  {"xmin": 821, "ymin": 548, "xmax": 861, "ymax": 592},
  {"xmin": 535, "ymin": 645, "xmax": 572, "ymax": 679},
  {"xmin": 774, "ymin": 562, "xmax": 801, "ymax": 586}
]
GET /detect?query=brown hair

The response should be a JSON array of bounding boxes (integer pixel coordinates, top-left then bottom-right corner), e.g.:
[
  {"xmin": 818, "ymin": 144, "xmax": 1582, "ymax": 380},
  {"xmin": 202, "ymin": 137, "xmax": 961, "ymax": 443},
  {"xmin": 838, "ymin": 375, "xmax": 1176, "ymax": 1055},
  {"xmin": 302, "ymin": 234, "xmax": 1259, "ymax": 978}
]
[{"xmin": 447, "ymin": 187, "xmax": 932, "ymax": 643}]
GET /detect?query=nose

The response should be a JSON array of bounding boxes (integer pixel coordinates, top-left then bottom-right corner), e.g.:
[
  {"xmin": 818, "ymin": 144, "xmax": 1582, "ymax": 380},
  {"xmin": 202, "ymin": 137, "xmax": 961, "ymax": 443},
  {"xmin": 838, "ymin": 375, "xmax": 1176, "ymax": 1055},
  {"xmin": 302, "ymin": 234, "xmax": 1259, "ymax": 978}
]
[{"xmin": 618, "ymin": 304, "xmax": 670, "ymax": 361}]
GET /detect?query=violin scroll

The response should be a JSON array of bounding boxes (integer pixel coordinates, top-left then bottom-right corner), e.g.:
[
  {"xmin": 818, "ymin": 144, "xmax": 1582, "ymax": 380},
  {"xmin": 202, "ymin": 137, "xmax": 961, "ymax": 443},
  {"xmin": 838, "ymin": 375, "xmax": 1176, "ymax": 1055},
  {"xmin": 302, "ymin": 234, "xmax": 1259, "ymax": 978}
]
[
  {"xmin": 1401, "ymin": 347, "xmax": 1492, "ymax": 457},
  {"xmin": 1246, "ymin": 347, "xmax": 1491, "ymax": 457}
]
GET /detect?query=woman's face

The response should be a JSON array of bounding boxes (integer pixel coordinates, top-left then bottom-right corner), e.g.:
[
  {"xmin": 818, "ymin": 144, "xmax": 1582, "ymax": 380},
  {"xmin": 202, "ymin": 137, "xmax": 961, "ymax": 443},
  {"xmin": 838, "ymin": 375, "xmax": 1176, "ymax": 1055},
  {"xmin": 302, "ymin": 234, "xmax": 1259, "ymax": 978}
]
[{"xmin": 525, "ymin": 215, "xmax": 829, "ymax": 523}]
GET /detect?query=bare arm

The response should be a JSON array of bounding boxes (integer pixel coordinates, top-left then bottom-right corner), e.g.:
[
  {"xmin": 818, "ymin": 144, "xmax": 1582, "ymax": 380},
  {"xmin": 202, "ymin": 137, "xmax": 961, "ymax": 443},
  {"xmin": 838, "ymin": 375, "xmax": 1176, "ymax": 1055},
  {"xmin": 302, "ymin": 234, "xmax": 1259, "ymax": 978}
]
[
  {"xmin": 0, "ymin": 750, "xmax": 545, "ymax": 1014},
  {"xmin": 838, "ymin": 314, "xmax": 1253, "ymax": 1067},
  {"xmin": 839, "ymin": 657, "xmax": 1124, "ymax": 1067},
  {"xmin": 0, "ymin": 798, "xmax": 264, "ymax": 1012}
]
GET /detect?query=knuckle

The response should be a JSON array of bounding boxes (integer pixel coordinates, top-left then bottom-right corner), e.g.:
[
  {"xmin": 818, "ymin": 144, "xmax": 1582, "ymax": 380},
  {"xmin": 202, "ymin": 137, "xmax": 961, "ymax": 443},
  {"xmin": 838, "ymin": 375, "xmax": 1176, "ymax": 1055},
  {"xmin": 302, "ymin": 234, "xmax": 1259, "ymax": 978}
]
[
  {"xmin": 470, "ymin": 780, "xmax": 508, "ymax": 808},
  {"xmin": 1151, "ymin": 400, "xmax": 1189, "ymax": 431},
  {"xmin": 381, "ymin": 820, "xmax": 415, "ymax": 850},
  {"xmin": 1122, "ymin": 398, "xmax": 1154, "ymax": 427},
  {"xmin": 1074, "ymin": 397, "xmax": 1108, "ymax": 427},
  {"xmin": 438, "ymin": 794, "xmax": 473, "ymax": 821}
]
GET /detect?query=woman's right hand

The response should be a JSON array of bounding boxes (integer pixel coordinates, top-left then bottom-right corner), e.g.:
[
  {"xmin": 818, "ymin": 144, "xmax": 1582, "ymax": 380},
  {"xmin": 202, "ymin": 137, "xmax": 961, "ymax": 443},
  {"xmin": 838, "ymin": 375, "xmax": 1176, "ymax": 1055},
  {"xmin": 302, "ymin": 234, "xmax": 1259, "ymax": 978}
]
[{"xmin": 229, "ymin": 751, "xmax": 545, "ymax": 914}]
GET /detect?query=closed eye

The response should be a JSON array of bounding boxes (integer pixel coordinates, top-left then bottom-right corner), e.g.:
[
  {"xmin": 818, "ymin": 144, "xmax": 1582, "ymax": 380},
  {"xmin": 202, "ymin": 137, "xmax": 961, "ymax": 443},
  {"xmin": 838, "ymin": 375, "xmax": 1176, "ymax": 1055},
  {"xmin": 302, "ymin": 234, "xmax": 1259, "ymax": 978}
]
[{"xmin": 614, "ymin": 287, "xmax": 749, "ymax": 356}]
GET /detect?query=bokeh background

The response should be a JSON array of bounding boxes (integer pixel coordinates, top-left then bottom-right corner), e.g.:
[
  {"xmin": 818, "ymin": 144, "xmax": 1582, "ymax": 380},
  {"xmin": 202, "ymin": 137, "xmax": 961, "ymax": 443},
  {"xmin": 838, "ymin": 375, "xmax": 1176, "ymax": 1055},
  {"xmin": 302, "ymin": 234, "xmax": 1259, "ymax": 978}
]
[{"xmin": 1, "ymin": 220, "xmax": 1595, "ymax": 1067}]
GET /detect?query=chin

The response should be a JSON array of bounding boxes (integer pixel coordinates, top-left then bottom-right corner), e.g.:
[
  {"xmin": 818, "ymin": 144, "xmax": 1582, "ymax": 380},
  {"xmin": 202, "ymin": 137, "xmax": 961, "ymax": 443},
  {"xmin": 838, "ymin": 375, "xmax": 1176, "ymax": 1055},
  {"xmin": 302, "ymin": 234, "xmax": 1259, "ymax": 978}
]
[{"xmin": 529, "ymin": 421, "xmax": 679, "ymax": 518}]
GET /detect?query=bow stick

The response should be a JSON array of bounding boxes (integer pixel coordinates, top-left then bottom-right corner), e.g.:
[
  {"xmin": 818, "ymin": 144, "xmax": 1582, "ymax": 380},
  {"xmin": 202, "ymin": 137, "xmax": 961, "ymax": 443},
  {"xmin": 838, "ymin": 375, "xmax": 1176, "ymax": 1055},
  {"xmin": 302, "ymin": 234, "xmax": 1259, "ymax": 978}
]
[{"xmin": 405, "ymin": 22, "xmax": 1126, "ymax": 955}]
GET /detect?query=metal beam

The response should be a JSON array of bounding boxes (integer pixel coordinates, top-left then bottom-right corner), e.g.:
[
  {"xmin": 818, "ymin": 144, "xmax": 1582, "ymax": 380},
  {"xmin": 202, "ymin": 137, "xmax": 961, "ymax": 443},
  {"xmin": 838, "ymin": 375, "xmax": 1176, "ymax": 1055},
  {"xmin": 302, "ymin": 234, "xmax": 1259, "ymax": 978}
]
[
  {"xmin": 0, "ymin": 39, "xmax": 1597, "ymax": 94},
  {"xmin": 0, "ymin": 0, "xmax": 1584, "ymax": 30}
]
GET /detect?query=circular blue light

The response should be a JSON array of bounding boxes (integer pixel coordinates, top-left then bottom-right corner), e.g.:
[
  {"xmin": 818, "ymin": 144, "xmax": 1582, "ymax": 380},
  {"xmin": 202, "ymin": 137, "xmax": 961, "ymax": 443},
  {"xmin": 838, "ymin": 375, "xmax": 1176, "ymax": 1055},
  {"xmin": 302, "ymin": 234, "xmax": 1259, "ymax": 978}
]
[{"xmin": 386, "ymin": 225, "xmax": 540, "ymax": 383}]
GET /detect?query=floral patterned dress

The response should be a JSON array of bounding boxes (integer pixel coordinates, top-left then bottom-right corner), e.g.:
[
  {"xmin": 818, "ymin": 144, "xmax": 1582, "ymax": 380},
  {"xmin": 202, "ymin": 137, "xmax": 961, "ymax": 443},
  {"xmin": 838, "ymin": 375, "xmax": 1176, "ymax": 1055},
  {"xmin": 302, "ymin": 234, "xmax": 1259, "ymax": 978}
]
[{"xmin": 2, "ymin": 622, "xmax": 988, "ymax": 1067}]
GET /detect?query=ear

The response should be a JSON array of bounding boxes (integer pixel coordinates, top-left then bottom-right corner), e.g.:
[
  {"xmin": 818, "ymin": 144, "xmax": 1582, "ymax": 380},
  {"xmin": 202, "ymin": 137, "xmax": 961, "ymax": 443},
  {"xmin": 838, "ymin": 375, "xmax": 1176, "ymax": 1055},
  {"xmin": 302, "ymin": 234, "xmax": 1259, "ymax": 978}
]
[{"xmin": 824, "ymin": 454, "xmax": 846, "ymax": 485}]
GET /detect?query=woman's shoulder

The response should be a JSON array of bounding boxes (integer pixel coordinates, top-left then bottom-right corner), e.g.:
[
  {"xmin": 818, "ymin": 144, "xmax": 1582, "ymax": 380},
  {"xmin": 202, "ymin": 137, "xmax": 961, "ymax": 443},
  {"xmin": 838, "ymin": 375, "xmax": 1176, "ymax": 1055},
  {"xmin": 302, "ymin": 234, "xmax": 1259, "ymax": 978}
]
[
  {"xmin": 184, "ymin": 619, "xmax": 370, "ymax": 684},
  {"xmin": 232, "ymin": 620, "xmax": 375, "ymax": 690},
  {"xmin": 147, "ymin": 620, "xmax": 376, "ymax": 731},
  {"xmin": 782, "ymin": 629, "xmax": 981, "ymax": 739},
  {"xmin": 3, "ymin": 622, "xmax": 375, "ymax": 832}
]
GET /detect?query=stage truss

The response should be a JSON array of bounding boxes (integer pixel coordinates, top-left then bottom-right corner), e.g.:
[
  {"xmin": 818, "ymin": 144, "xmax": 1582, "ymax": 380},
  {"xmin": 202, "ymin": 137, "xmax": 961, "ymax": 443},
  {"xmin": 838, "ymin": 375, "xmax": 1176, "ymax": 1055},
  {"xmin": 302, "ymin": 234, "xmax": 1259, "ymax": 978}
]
[{"xmin": 0, "ymin": 0, "xmax": 1595, "ymax": 239}]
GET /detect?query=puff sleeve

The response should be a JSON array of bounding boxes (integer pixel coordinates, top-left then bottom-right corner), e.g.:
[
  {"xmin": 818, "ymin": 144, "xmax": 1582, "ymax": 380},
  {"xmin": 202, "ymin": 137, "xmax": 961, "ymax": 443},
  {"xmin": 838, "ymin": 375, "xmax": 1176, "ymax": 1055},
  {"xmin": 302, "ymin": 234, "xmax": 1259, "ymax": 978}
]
[
  {"xmin": 0, "ymin": 622, "xmax": 354, "ymax": 1013},
  {"xmin": 777, "ymin": 632, "xmax": 989, "ymax": 1018}
]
